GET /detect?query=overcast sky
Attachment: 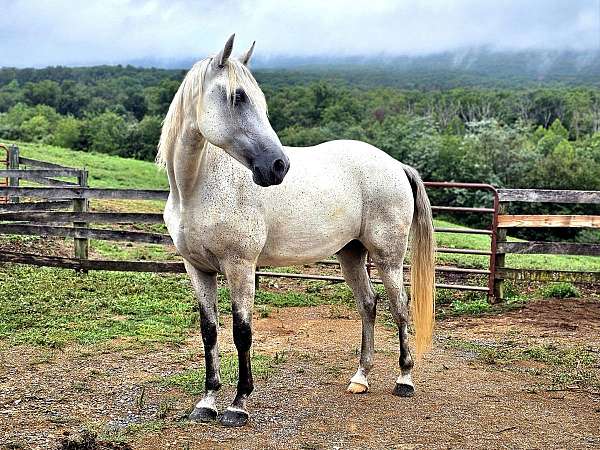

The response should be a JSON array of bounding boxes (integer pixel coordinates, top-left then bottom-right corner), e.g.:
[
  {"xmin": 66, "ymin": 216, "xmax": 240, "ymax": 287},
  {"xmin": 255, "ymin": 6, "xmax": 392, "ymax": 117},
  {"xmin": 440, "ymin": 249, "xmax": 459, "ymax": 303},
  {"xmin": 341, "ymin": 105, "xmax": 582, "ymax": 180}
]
[{"xmin": 1, "ymin": 0, "xmax": 599, "ymax": 67}]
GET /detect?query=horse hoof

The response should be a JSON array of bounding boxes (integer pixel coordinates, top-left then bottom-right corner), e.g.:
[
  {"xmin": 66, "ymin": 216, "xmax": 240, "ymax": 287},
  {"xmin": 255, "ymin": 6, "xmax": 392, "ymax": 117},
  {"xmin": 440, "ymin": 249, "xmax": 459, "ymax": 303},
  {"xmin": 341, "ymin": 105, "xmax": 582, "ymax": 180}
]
[
  {"xmin": 189, "ymin": 406, "xmax": 218, "ymax": 422},
  {"xmin": 219, "ymin": 408, "xmax": 249, "ymax": 427},
  {"xmin": 393, "ymin": 383, "xmax": 415, "ymax": 397},
  {"xmin": 347, "ymin": 381, "xmax": 369, "ymax": 394}
]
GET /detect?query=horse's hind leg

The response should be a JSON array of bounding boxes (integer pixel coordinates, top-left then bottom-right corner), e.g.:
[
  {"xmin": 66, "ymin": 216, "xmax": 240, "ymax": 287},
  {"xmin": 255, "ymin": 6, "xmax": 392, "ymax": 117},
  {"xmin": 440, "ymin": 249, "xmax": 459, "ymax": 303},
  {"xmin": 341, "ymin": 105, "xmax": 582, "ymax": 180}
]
[
  {"xmin": 337, "ymin": 240, "xmax": 377, "ymax": 394},
  {"xmin": 185, "ymin": 261, "xmax": 222, "ymax": 422},
  {"xmin": 371, "ymin": 240, "xmax": 415, "ymax": 397}
]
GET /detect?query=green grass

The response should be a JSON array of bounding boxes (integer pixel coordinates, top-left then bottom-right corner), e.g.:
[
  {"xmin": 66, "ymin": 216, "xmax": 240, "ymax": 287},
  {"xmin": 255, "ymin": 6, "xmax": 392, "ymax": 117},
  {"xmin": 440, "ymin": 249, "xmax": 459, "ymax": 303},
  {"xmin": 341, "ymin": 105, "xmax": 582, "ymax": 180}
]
[
  {"xmin": 161, "ymin": 353, "xmax": 278, "ymax": 396},
  {"xmin": 0, "ymin": 265, "xmax": 357, "ymax": 348},
  {"xmin": 540, "ymin": 282, "xmax": 581, "ymax": 299},
  {"xmin": 0, "ymin": 265, "xmax": 197, "ymax": 348},
  {"xmin": 446, "ymin": 338, "xmax": 599, "ymax": 389},
  {"xmin": 91, "ymin": 240, "xmax": 178, "ymax": 261},
  {"xmin": 450, "ymin": 297, "xmax": 492, "ymax": 315},
  {"xmin": 9, "ymin": 140, "xmax": 168, "ymax": 189}
]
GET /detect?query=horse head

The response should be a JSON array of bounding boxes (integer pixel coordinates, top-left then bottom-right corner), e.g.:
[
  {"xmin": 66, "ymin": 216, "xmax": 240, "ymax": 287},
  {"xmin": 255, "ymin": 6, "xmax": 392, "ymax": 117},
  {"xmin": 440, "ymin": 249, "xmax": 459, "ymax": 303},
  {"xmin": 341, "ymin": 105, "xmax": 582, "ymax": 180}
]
[{"xmin": 196, "ymin": 34, "xmax": 290, "ymax": 187}]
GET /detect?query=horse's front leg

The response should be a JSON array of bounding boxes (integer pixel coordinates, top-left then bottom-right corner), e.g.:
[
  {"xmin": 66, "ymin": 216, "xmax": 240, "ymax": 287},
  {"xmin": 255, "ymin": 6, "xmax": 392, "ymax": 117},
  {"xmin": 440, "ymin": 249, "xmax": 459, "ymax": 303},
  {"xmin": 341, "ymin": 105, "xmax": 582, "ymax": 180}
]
[
  {"xmin": 220, "ymin": 260, "xmax": 256, "ymax": 427},
  {"xmin": 185, "ymin": 261, "xmax": 222, "ymax": 422}
]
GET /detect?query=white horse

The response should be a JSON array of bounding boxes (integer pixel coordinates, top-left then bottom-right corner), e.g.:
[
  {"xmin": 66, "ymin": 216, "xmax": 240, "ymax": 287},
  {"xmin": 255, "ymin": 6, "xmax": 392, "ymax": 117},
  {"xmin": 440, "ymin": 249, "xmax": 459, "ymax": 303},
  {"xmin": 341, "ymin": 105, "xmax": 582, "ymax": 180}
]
[{"xmin": 158, "ymin": 35, "xmax": 435, "ymax": 427}]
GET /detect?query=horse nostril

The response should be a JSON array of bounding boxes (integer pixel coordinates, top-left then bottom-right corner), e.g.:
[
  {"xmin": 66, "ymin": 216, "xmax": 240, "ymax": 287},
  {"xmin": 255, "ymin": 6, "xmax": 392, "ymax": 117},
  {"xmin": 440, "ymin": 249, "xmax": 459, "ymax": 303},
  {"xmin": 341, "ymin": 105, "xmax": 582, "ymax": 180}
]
[{"xmin": 272, "ymin": 158, "xmax": 286, "ymax": 174}]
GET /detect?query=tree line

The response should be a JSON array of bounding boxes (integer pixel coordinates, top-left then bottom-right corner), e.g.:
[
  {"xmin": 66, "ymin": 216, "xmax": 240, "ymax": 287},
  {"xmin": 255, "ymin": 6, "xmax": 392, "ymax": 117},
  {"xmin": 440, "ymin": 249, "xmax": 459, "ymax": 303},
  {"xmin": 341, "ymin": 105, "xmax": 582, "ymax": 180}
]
[{"xmin": 0, "ymin": 65, "xmax": 599, "ymax": 195}]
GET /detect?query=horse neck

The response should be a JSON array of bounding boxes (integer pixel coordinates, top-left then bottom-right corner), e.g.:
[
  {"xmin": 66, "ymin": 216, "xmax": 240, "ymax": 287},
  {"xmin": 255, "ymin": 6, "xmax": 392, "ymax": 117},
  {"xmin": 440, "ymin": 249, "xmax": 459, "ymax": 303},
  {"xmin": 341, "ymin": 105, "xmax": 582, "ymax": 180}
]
[{"xmin": 167, "ymin": 125, "xmax": 209, "ymax": 204}]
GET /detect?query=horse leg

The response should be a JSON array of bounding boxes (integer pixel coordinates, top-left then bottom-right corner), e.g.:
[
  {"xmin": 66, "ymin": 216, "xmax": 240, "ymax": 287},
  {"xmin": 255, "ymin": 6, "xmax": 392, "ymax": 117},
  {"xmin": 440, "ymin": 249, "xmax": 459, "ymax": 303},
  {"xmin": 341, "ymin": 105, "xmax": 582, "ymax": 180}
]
[
  {"xmin": 371, "ymin": 241, "xmax": 415, "ymax": 397},
  {"xmin": 220, "ymin": 261, "xmax": 255, "ymax": 427},
  {"xmin": 337, "ymin": 240, "xmax": 377, "ymax": 394},
  {"xmin": 185, "ymin": 261, "xmax": 221, "ymax": 422}
]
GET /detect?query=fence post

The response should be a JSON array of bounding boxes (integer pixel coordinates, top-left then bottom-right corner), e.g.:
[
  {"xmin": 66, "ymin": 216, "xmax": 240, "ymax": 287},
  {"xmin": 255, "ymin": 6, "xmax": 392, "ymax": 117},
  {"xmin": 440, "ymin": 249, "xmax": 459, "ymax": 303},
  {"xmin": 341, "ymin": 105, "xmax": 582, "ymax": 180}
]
[
  {"xmin": 8, "ymin": 145, "xmax": 19, "ymax": 203},
  {"xmin": 255, "ymin": 273, "xmax": 260, "ymax": 292},
  {"xmin": 492, "ymin": 202, "xmax": 508, "ymax": 302},
  {"xmin": 73, "ymin": 169, "xmax": 89, "ymax": 273}
]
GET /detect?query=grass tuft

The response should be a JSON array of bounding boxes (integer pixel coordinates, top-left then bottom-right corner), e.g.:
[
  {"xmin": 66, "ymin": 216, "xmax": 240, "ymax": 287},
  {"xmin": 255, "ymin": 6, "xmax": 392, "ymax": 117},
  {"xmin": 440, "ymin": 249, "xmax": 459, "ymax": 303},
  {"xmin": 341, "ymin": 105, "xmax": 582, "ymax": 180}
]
[
  {"xmin": 540, "ymin": 282, "xmax": 580, "ymax": 299},
  {"xmin": 161, "ymin": 353, "xmax": 277, "ymax": 395}
]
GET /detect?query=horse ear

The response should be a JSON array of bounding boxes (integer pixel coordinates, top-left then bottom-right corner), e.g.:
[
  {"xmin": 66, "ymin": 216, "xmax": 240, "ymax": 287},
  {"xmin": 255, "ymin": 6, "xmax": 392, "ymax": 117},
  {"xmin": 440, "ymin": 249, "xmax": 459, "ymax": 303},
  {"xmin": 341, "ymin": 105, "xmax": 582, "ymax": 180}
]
[
  {"xmin": 240, "ymin": 41, "xmax": 255, "ymax": 66},
  {"xmin": 213, "ymin": 33, "xmax": 235, "ymax": 68}
]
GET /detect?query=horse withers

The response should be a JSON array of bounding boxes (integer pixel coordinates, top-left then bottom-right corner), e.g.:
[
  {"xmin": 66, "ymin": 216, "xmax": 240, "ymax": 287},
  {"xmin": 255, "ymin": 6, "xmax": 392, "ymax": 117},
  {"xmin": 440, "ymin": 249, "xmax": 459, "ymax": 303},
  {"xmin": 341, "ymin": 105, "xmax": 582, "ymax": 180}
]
[{"xmin": 158, "ymin": 34, "xmax": 435, "ymax": 427}]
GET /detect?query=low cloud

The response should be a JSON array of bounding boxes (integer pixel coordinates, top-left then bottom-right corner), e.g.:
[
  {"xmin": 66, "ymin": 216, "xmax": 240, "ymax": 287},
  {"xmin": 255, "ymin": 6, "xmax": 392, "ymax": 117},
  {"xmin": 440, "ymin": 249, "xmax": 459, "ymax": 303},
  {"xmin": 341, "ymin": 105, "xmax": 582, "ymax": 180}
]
[{"xmin": 0, "ymin": 0, "xmax": 598, "ymax": 67}]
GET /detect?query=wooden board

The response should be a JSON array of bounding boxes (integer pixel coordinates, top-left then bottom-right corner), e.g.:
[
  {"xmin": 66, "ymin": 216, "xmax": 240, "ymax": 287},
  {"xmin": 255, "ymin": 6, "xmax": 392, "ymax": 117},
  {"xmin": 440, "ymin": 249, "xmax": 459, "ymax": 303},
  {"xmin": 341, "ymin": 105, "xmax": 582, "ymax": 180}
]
[
  {"xmin": 0, "ymin": 223, "xmax": 173, "ymax": 244},
  {"xmin": 0, "ymin": 169, "xmax": 82, "ymax": 178},
  {"xmin": 18, "ymin": 157, "xmax": 78, "ymax": 170},
  {"xmin": 0, "ymin": 186, "xmax": 169, "ymax": 200},
  {"xmin": 498, "ymin": 241, "xmax": 600, "ymax": 256},
  {"xmin": 498, "ymin": 214, "xmax": 600, "ymax": 228},
  {"xmin": 498, "ymin": 189, "xmax": 600, "ymax": 204},
  {"xmin": 0, "ymin": 250, "xmax": 186, "ymax": 273},
  {"xmin": 0, "ymin": 211, "xmax": 164, "ymax": 224},
  {"xmin": 496, "ymin": 267, "xmax": 600, "ymax": 283},
  {"xmin": 0, "ymin": 201, "xmax": 73, "ymax": 212}
]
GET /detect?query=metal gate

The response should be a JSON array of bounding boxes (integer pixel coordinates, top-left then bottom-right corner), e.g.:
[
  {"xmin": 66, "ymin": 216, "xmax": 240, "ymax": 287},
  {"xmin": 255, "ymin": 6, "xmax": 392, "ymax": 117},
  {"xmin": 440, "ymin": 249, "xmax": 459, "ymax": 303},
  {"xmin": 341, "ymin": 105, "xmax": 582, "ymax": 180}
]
[{"xmin": 257, "ymin": 182, "xmax": 499, "ymax": 299}]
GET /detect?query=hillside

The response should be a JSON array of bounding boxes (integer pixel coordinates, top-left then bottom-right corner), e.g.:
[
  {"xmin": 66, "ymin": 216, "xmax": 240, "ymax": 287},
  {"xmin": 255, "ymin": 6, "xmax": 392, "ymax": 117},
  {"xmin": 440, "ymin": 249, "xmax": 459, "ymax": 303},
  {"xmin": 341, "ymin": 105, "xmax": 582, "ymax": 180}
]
[{"xmin": 7, "ymin": 140, "xmax": 168, "ymax": 189}]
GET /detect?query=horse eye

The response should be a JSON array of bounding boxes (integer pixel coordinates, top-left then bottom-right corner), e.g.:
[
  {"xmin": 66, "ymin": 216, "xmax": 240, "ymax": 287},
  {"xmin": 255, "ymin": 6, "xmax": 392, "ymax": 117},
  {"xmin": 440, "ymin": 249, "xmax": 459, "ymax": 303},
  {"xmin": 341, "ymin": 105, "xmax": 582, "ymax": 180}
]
[{"xmin": 234, "ymin": 89, "xmax": 246, "ymax": 105}]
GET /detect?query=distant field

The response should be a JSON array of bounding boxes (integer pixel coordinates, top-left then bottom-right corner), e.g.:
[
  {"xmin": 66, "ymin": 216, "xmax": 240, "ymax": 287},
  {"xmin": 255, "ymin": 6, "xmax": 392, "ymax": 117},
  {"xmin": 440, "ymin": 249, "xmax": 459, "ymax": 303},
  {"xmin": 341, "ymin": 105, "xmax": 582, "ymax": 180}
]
[{"xmin": 6, "ymin": 140, "xmax": 168, "ymax": 190}]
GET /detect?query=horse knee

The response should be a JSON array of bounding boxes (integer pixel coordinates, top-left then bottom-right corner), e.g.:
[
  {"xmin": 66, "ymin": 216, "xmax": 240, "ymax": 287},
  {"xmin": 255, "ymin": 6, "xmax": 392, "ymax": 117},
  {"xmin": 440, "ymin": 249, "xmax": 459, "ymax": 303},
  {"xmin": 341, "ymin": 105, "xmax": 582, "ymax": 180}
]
[
  {"xmin": 200, "ymin": 317, "xmax": 218, "ymax": 348},
  {"xmin": 232, "ymin": 315, "xmax": 252, "ymax": 352},
  {"xmin": 358, "ymin": 293, "xmax": 377, "ymax": 321}
]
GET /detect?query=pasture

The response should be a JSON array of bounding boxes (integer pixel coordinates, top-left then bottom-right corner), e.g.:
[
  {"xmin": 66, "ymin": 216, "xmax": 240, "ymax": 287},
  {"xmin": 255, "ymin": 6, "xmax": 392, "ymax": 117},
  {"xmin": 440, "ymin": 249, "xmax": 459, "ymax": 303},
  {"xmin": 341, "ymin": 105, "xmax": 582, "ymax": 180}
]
[{"xmin": 0, "ymin": 142, "xmax": 599, "ymax": 449}]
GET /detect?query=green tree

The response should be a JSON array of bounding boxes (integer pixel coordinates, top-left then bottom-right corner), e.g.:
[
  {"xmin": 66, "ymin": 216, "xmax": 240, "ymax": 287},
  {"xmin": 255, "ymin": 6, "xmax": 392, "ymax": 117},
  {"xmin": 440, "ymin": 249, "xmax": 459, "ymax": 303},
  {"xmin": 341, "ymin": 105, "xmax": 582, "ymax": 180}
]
[
  {"xmin": 52, "ymin": 116, "xmax": 83, "ymax": 149},
  {"xmin": 23, "ymin": 80, "xmax": 61, "ymax": 108},
  {"xmin": 20, "ymin": 115, "xmax": 51, "ymax": 142},
  {"xmin": 83, "ymin": 111, "xmax": 127, "ymax": 154},
  {"xmin": 123, "ymin": 115, "xmax": 162, "ymax": 160}
]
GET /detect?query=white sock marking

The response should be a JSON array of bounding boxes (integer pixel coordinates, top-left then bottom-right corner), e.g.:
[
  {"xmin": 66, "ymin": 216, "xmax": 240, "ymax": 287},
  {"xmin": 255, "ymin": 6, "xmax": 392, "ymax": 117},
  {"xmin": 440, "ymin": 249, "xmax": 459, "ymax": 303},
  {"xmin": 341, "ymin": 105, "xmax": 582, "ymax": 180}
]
[{"xmin": 396, "ymin": 373, "xmax": 414, "ymax": 387}]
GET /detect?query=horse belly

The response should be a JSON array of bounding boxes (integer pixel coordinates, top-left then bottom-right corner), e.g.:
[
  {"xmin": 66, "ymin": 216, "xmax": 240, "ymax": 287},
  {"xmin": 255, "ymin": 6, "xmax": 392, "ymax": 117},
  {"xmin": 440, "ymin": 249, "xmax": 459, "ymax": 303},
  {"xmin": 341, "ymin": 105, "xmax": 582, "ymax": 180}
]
[{"xmin": 258, "ymin": 200, "xmax": 361, "ymax": 267}]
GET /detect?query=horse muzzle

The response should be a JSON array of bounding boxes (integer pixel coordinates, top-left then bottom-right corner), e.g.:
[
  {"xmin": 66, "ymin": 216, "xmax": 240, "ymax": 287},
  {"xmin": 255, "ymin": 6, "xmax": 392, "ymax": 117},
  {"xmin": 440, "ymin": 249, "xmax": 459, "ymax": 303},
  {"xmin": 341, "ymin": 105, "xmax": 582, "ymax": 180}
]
[{"xmin": 251, "ymin": 154, "xmax": 290, "ymax": 187}]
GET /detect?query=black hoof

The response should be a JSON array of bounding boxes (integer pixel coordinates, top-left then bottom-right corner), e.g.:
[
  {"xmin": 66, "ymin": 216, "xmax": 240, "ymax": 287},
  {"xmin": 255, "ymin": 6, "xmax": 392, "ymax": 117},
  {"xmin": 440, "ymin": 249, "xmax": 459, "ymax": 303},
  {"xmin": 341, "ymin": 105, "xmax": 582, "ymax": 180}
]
[
  {"xmin": 393, "ymin": 383, "xmax": 415, "ymax": 397},
  {"xmin": 219, "ymin": 408, "xmax": 249, "ymax": 427},
  {"xmin": 189, "ymin": 406, "xmax": 218, "ymax": 422}
]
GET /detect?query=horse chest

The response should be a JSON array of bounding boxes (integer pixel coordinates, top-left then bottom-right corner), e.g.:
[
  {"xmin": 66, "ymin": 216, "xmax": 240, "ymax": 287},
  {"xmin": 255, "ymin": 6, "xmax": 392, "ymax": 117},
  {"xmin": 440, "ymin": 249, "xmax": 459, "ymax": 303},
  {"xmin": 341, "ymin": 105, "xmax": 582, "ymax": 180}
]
[{"xmin": 169, "ymin": 201, "xmax": 266, "ymax": 271}]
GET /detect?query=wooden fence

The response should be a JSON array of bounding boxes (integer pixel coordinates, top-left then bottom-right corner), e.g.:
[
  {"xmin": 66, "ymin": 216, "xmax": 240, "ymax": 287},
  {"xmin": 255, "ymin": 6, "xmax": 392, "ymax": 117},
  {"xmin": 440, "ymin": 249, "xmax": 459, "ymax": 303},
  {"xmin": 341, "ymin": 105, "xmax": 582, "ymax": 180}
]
[
  {"xmin": 493, "ymin": 189, "xmax": 600, "ymax": 299},
  {"xmin": 0, "ymin": 144, "xmax": 598, "ymax": 302}
]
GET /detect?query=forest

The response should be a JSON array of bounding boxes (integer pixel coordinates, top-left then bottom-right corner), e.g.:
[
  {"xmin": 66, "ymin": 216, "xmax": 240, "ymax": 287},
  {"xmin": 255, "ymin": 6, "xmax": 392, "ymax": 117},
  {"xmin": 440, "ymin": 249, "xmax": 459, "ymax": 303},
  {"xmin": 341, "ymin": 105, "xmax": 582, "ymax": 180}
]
[{"xmin": 1, "ymin": 58, "xmax": 600, "ymax": 214}]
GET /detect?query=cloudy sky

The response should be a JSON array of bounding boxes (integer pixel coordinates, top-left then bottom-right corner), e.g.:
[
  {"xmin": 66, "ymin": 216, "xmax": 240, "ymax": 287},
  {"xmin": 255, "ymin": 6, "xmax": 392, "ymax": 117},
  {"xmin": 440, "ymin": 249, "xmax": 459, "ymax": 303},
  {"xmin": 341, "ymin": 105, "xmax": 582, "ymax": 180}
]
[{"xmin": 1, "ymin": 0, "xmax": 599, "ymax": 67}]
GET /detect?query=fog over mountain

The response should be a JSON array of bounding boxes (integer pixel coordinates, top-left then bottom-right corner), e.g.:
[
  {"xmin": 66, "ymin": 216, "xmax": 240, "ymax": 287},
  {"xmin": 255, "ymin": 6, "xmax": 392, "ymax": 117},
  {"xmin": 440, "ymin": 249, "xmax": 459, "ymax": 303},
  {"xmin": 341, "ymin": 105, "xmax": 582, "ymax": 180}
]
[{"xmin": 0, "ymin": 0, "xmax": 598, "ymax": 68}]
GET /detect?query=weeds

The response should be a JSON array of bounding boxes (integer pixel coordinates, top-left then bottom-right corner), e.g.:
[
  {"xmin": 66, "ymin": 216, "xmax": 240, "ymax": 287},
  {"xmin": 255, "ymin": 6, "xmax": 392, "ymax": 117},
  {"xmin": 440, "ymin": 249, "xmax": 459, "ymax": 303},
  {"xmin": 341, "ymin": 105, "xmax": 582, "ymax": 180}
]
[
  {"xmin": 446, "ymin": 338, "xmax": 600, "ymax": 389},
  {"xmin": 161, "ymin": 353, "xmax": 277, "ymax": 395},
  {"xmin": 450, "ymin": 297, "xmax": 491, "ymax": 315},
  {"xmin": 540, "ymin": 282, "xmax": 580, "ymax": 299}
]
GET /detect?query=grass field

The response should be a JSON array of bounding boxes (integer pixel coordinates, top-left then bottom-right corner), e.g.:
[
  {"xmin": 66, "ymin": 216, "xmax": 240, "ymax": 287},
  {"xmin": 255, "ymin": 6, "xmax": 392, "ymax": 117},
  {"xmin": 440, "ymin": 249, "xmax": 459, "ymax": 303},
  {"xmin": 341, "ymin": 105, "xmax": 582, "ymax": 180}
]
[
  {"xmin": 0, "ymin": 264, "xmax": 354, "ymax": 349},
  {"xmin": 0, "ymin": 140, "xmax": 597, "ymax": 351},
  {"xmin": 7, "ymin": 140, "xmax": 168, "ymax": 189}
]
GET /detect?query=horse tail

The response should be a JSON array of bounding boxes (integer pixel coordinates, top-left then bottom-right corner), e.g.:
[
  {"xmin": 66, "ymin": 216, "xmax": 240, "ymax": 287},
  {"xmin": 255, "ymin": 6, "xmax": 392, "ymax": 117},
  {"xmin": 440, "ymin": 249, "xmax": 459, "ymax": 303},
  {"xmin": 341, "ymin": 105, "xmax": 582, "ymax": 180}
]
[{"xmin": 403, "ymin": 165, "xmax": 436, "ymax": 357}]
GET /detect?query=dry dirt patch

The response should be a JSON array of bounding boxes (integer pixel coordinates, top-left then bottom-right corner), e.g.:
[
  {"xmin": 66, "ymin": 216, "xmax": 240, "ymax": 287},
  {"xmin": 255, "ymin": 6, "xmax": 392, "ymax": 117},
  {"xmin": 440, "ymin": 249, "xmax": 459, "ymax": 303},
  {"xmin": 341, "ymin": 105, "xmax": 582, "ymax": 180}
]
[{"xmin": 1, "ymin": 299, "xmax": 599, "ymax": 449}]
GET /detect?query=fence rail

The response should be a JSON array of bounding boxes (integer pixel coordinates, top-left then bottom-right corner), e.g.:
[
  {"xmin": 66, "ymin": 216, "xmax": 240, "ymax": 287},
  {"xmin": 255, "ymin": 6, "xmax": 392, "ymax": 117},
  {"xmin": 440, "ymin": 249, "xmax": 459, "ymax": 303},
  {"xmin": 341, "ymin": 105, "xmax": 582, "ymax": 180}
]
[
  {"xmin": 493, "ymin": 188, "xmax": 600, "ymax": 299},
  {"xmin": 0, "ymin": 145, "xmax": 598, "ymax": 302}
]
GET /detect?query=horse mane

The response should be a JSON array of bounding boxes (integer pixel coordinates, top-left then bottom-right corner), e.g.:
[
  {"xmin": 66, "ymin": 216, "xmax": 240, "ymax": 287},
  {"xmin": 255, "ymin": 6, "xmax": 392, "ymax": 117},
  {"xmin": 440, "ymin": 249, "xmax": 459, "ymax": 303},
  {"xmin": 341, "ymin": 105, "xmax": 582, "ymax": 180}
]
[{"xmin": 155, "ymin": 57, "xmax": 268, "ymax": 169}]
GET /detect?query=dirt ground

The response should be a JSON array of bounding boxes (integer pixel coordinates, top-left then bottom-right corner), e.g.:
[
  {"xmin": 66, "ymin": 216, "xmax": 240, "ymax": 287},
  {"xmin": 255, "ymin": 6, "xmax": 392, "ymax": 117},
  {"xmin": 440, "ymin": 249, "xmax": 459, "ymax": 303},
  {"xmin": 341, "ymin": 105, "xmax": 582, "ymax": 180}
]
[{"xmin": 1, "ymin": 297, "xmax": 600, "ymax": 450}]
